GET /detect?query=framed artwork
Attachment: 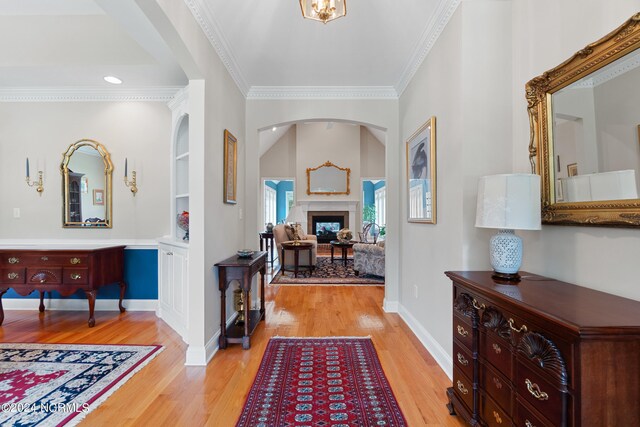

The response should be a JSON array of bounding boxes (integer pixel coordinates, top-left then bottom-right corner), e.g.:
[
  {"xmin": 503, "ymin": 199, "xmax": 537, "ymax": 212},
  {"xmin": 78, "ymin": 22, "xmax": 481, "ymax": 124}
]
[
  {"xmin": 93, "ymin": 189, "xmax": 104, "ymax": 205},
  {"xmin": 224, "ymin": 129, "xmax": 238, "ymax": 204},
  {"xmin": 80, "ymin": 176, "xmax": 88, "ymax": 194},
  {"xmin": 406, "ymin": 116, "xmax": 437, "ymax": 223},
  {"xmin": 567, "ymin": 163, "xmax": 578, "ymax": 177}
]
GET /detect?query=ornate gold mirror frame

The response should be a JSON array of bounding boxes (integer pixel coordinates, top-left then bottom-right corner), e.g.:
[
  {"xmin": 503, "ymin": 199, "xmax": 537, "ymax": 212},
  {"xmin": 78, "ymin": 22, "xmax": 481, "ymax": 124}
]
[
  {"xmin": 60, "ymin": 139, "xmax": 113, "ymax": 228},
  {"xmin": 306, "ymin": 161, "xmax": 351, "ymax": 195},
  {"xmin": 527, "ymin": 13, "xmax": 640, "ymax": 227}
]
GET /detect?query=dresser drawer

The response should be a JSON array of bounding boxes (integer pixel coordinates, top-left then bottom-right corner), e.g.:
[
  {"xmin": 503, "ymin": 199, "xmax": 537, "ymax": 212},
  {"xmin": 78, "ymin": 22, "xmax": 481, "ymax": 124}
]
[
  {"xmin": 453, "ymin": 367, "xmax": 475, "ymax": 414},
  {"xmin": 62, "ymin": 268, "xmax": 89, "ymax": 285},
  {"xmin": 1, "ymin": 254, "xmax": 89, "ymax": 267},
  {"xmin": 482, "ymin": 393, "xmax": 513, "ymax": 427},
  {"xmin": 515, "ymin": 398, "xmax": 553, "ymax": 427},
  {"xmin": 515, "ymin": 362, "xmax": 565, "ymax": 426},
  {"xmin": 26, "ymin": 268, "xmax": 62, "ymax": 284},
  {"xmin": 482, "ymin": 362, "xmax": 512, "ymax": 415},
  {"xmin": 1, "ymin": 268, "xmax": 26, "ymax": 284},
  {"xmin": 454, "ymin": 314, "xmax": 474, "ymax": 350},
  {"xmin": 453, "ymin": 340, "xmax": 474, "ymax": 380},
  {"xmin": 482, "ymin": 332, "xmax": 512, "ymax": 378}
]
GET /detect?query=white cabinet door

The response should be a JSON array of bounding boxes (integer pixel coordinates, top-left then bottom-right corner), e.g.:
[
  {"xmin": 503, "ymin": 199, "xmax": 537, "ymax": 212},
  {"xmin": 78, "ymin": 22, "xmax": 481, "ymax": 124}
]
[{"xmin": 158, "ymin": 243, "xmax": 188, "ymax": 341}]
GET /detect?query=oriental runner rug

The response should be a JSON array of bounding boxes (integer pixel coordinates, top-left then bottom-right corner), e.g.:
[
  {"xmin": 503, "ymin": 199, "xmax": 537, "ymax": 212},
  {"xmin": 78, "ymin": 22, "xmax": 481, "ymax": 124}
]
[
  {"xmin": 0, "ymin": 343, "xmax": 162, "ymax": 427},
  {"xmin": 271, "ymin": 256, "xmax": 385, "ymax": 285},
  {"xmin": 236, "ymin": 337, "xmax": 407, "ymax": 426}
]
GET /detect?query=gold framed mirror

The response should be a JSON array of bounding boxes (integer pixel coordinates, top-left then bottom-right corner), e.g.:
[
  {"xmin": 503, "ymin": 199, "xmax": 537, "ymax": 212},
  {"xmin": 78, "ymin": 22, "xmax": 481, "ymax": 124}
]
[
  {"xmin": 527, "ymin": 13, "xmax": 640, "ymax": 227},
  {"xmin": 306, "ymin": 161, "xmax": 351, "ymax": 195},
  {"xmin": 60, "ymin": 139, "xmax": 113, "ymax": 228}
]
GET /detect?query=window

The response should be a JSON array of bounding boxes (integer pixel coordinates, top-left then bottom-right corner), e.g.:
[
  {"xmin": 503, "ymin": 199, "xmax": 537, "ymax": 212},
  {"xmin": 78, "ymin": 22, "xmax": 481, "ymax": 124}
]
[
  {"xmin": 375, "ymin": 187, "xmax": 386, "ymax": 226},
  {"xmin": 285, "ymin": 191, "xmax": 294, "ymax": 220},
  {"xmin": 264, "ymin": 186, "xmax": 276, "ymax": 226},
  {"xmin": 409, "ymin": 185, "xmax": 424, "ymax": 218}
]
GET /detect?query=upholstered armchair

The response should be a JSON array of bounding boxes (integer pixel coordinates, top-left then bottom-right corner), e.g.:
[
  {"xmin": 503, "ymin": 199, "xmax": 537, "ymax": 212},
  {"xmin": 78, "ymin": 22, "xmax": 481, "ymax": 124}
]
[
  {"xmin": 273, "ymin": 224, "xmax": 318, "ymax": 267},
  {"xmin": 353, "ymin": 241, "xmax": 385, "ymax": 277}
]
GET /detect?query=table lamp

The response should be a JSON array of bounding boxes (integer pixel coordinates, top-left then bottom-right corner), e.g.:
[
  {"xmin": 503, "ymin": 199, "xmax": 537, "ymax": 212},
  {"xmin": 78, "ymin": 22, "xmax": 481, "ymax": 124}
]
[
  {"xmin": 475, "ymin": 174, "xmax": 541, "ymax": 281},
  {"xmin": 285, "ymin": 206, "xmax": 306, "ymax": 245}
]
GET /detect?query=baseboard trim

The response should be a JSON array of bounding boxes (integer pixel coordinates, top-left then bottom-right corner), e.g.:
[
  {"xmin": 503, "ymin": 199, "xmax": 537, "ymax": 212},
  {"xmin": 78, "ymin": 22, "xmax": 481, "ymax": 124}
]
[
  {"xmin": 382, "ymin": 298, "xmax": 399, "ymax": 313},
  {"xmin": 398, "ymin": 303, "xmax": 453, "ymax": 380},
  {"xmin": 185, "ymin": 313, "xmax": 237, "ymax": 366},
  {"xmin": 3, "ymin": 298, "xmax": 157, "ymax": 312}
]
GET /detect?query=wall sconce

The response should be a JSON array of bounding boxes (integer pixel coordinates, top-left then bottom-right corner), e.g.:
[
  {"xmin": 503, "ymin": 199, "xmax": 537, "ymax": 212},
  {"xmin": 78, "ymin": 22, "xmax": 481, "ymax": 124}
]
[
  {"xmin": 124, "ymin": 158, "xmax": 138, "ymax": 196},
  {"xmin": 25, "ymin": 158, "xmax": 44, "ymax": 195}
]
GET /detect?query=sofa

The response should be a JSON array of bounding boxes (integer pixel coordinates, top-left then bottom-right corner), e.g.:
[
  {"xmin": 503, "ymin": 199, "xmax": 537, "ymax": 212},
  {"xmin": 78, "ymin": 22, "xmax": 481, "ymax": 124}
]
[
  {"xmin": 273, "ymin": 224, "xmax": 318, "ymax": 268},
  {"xmin": 353, "ymin": 241, "xmax": 385, "ymax": 277}
]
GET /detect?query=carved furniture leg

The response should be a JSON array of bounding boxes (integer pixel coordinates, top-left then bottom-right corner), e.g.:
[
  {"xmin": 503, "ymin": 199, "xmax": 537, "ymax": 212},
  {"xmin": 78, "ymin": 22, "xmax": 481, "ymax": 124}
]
[
  {"xmin": 0, "ymin": 289, "xmax": 7, "ymax": 325},
  {"xmin": 219, "ymin": 284, "xmax": 227, "ymax": 349},
  {"xmin": 39, "ymin": 291, "xmax": 46, "ymax": 312},
  {"xmin": 119, "ymin": 282, "xmax": 127, "ymax": 313},
  {"xmin": 85, "ymin": 290, "xmax": 97, "ymax": 327},
  {"xmin": 260, "ymin": 268, "xmax": 266, "ymax": 318},
  {"xmin": 242, "ymin": 286, "xmax": 250, "ymax": 349}
]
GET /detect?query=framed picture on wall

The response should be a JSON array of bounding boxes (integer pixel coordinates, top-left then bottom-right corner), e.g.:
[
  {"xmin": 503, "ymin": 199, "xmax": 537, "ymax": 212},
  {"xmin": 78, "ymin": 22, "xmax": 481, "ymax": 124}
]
[
  {"xmin": 224, "ymin": 129, "xmax": 238, "ymax": 204},
  {"xmin": 406, "ymin": 116, "xmax": 437, "ymax": 224},
  {"xmin": 567, "ymin": 163, "xmax": 578, "ymax": 177},
  {"xmin": 93, "ymin": 189, "xmax": 104, "ymax": 205}
]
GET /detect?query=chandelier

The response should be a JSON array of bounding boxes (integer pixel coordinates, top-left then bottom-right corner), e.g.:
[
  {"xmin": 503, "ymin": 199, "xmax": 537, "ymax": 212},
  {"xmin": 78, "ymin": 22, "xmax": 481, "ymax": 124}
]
[{"xmin": 299, "ymin": 0, "xmax": 347, "ymax": 24}]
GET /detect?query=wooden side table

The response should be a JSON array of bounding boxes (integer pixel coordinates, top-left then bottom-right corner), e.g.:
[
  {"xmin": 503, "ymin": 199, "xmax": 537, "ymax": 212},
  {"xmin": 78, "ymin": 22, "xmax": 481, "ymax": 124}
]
[
  {"xmin": 330, "ymin": 240, "xmax": 355, "ymax": 266},
  {"xmin": 280, "ymin": 241, "xmax": 313, "ymax": 278},
  {"xmin": 215, "ymin": 251, "xmax": 266, "ymax": 350},
  {"xmin": 259, "ymin": 231, "xmax": 275, "ymax": 265}
]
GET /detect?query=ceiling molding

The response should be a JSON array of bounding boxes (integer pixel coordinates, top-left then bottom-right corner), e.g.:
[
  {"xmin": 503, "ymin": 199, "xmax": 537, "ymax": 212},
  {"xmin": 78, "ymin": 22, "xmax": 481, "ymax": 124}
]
[
  {"xmin": 0, "ymin": 87, "xmax": 183, "ymax": 102},
  {"xmin": 183, "ymin": 0, "xmax": 249, "ymax": 96},
  {"xmin": 395, "ymin": 0, "xmax": 460, "ymax": 96},
  {"xmin": 167, "ymin": 86, "xmax": 189, "ymax": 110},
  {"xmin": 247, "ymin": 86, "xmax": 398, "ymax": 100}
]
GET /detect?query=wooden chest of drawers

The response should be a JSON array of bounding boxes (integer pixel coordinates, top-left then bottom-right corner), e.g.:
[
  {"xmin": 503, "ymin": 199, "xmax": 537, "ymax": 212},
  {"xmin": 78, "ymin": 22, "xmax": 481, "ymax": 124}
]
[
  {"xmin": 0, "ymin": 246, "xmax": 127, "ymax": 327},
  {"xmin": 445, "ymin": 271, "xmax": 640, "ymax": 427}
]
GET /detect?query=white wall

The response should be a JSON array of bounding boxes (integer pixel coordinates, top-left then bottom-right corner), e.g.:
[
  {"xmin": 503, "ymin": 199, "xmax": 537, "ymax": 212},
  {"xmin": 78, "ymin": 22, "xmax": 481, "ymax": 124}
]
[
  {"xmin": 260, "ymin": 126, "xmax": 296, "ymax": 177},
  {"xmin": 360, "ymin": 127, "xmax": 385, "ymax": 177},
  {"xmin": 512, "ymin": 0, "xmax": 640, "ymax": 302},
  {"xmin": 0, "ymin": 102, "xmax": 171, "ymax": 241}
]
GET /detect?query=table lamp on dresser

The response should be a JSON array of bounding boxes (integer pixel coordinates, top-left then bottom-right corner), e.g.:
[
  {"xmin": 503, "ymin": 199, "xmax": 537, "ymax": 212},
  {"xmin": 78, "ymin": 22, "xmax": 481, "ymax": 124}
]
[{"xmin": 475, "ymin": 173, "xmax": 541, "ymax": 281}]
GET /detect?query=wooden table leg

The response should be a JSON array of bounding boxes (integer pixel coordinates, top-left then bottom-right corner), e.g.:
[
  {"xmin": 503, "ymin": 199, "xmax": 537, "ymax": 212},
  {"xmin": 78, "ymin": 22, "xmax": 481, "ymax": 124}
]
[
  {"xmin": 342, "ymin": 247, "xmax": 348, "ymax": 266},
  {"xmin": 85, "ymin": 290, "xmax": 97, "ymax": 327},
  {"xmin": 269, "ymin": 238, "xmax": 274, "ymax": 265},
  {"xmin": 331, "ymin": 245, "xmax": 335, "ymax": 263},
  {"xmin": 118, "ymin": 282, "xmax": 127, "ymax": 313},
  {"xmin": 242, "ymin": 287, "xmax": 250, "ymax": 349},
  {"xmin": 260, "ymin": 236, "xmax": 264, "ymax": 252},
  {"xmin": 294, "ymin": 248, "xmax": 300, "ymax": 278},
  {"xmin": 259, "ymin": 267, "xmax": 266, "ymax": 318},
  {"xmin": 0, "ymin": 289, "xmax": 7, "ymax": 325},
  {"xmin": 39, "ymin": 291, "xmax": 46, "ymax": 312},
  {"xmin": 219, "ymin": 282, "xmax": 228, "ymax": 349}
]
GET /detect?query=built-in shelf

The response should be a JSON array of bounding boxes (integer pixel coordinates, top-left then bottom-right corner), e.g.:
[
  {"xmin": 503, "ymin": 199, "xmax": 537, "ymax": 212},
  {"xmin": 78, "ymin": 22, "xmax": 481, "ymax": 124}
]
[{"xmin": 175, "ymin": 152, "xmax": 189, "ymax": 161}]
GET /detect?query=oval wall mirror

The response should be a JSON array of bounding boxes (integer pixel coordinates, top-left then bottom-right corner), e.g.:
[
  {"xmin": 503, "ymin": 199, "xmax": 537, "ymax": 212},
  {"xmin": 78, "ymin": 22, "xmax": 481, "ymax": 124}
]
[{"xmin": 60, "ymin": 139, "xmax": 113, "ymax": 228}]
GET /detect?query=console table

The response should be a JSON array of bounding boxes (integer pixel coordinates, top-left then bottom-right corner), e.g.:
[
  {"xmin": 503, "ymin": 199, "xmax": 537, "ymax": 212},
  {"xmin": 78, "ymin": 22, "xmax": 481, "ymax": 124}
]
[
  {"xmin": 0, "ymin": 245, "xmax": 127, "ymax": 327},
  {"xmin": 216, "ymin": 251, "xmax": 266, "ymax": 350},
  {"xmin": 445, "ymin": 271, "xmax": 640, "ymax": 427}
]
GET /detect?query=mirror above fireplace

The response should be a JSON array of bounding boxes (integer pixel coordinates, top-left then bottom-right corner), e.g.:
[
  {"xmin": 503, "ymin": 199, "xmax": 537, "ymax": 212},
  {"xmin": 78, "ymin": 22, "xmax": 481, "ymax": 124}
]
[{"xmin": 307, "ymin": 161, "xmax": 351, "ymax": 195}]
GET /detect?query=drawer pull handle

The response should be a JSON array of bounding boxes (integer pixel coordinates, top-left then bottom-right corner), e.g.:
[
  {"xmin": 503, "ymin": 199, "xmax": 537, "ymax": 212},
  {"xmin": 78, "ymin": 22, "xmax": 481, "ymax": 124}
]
[
  {"xmin": 492, "ymin": 343, "xmax": 502, "ymax": 354},
  {"xmin": 456, "ymin": 380, "xmax": 468, "ymax": 395},
  {"xmin": 525, "ymin": 420, "xmax": 535, "ymax": 427},
  {"xmin": 508, "ymin": 318, "xmax": 528, "ymax": 333},
  {"xmin": 7, "ymin": 272, "xmax": 19, "ymax": 280},
  {"xmin": 457, "ymin": 353, "xmax": 469, "ymax": 366},
  {"xmin": 525, "ymin": 378, "xmax": 549, "ymax": 401},
  {"xmin": 472, "ymin": 299, "xmax": 485, "ymax": 310},
  {"xmin": 40, "ymin": 256, "xmax": 49, "ymax": 261},
  {"xmin": 40, "ymin": 279, "xmax": 46, "ymax": 283},
  {"xmin": 8, "ymin": 257, "xmax": 19, "ymax": 264},
  {"xmin": 70, "ymin": 273, "xmax": 82, "ymax": 280},
  {"xmin": 493, "ymin": 410, "xmax": 502, "ymax": 424},
  {"xmin": 456, "ymin": 325, "xmax": 469, "ymax": 337},
  {"xmin": 493, "ymin": 376, "xmax": 503, "ymax": 389},
  {"xmin": 70, "ymin": 257, "xmax": 81, "ymax": 265}
]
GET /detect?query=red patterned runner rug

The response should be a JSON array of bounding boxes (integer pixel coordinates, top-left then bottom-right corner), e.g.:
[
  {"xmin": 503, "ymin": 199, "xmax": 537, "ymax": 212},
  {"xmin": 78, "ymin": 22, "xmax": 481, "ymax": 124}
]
[
  {"xmin": 237, "ymin": 337, "xmax": 407, "ymax": 426},
  {"xmin": 0, "ymin": 343, "xmax": 163, "ymax": 427}
]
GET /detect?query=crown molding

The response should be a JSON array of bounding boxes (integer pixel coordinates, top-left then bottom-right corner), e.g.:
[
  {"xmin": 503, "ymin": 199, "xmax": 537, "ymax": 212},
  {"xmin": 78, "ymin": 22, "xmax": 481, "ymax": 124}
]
[
  {"xmin": 0, "ymin": 87, "xmax": 184, "ymax": 102},
  {"xmin": 183, "ymin": 0, "xmax": 249, "ymax": 96},
  {"xmin": 247, "ymin": 86, "xmax": 398, "ymax": 100},
  {"xmin": 167, "ymin": 86, "xmax": 189, "ymax": 110},
  {"xmin": 395, "ymin": 0, "xmax": 460, "ymax": 96}
]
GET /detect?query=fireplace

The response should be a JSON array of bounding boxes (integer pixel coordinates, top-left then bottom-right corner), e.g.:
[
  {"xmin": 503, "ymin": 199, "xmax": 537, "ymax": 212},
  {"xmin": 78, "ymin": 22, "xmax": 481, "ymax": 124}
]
[{"xmin": 308, "ymin": 211, "xmax": 349, "ymax": 243}]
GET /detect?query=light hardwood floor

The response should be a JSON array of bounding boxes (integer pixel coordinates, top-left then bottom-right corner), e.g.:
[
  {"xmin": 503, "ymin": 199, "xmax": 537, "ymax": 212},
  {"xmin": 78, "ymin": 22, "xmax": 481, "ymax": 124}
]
[{"xmin": 0, "ymin": 277, "xmax": 465, "ymax": 426}]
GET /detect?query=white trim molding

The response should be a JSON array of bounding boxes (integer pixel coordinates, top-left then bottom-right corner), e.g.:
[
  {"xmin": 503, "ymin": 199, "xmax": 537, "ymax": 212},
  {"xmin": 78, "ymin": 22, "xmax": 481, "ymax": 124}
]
[
  {"xmin": 0, "ymin": 239, "xmax": 159, "ymax": 250},
  {"xmin": 3, "ymin": 298, "xmax": 157, "ymax": 312},
  {"xmin": 185, "ymin": 313, "xmax": 237, "ymax": 366},
  {"xmin": 382, "ymin": 299, "xmax": 399, "ymax": 313},
  {"xmin": 398, "ymin": 303, "xmax": 453, "ymax": 380},
  {"xmin": 395, "ymin": 0, "xmax": 460, "ymax": 96},
  {"xmin": 247, "ymin": 86, "xmax": 398, "ymax": 100},
  {"xmin": 0, "ymin": 87, "xmax": 184, "ymax": 103}
]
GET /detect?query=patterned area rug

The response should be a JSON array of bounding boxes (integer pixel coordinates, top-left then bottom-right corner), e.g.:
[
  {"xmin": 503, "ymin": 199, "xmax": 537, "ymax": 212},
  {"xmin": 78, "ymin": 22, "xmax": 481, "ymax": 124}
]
[
  {"xmin": 0, "ymin": 343, "xmax": 162, "ymax": 427},
  {"xmin": 237, "ymin": 337, "xmax": 407, "ymax": 426},
  {"xmin": 271, "ymin": 256, "xmax": 384, "ymax": 285}
]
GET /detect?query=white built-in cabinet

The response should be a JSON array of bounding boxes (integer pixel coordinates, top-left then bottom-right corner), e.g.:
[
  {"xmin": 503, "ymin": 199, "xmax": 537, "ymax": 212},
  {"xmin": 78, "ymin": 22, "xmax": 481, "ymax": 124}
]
[{"xmin": 158, "ymin": 87, "xmax": 190, "ymax": 341}]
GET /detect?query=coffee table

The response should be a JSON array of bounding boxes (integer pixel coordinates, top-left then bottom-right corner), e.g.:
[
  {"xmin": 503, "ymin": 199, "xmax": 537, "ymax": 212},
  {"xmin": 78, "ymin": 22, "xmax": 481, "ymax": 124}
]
[
  {"xmin": 330, "ymin": 240, "xmax": 356, "ymax": 266},
  {"xmin": 280, "ymin": 241, "xmax": 314, "ymax": 278}
]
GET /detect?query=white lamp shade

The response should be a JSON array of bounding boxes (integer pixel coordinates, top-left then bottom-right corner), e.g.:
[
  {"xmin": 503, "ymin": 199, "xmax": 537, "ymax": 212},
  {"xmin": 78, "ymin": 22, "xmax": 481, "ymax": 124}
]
[
  {"xmin": 286, "ymin": 206, "xmax": 306, "ymax": 224},
  {"xmin": 475, "ymin": 174, "xmax": 541, "ymax": 231}
]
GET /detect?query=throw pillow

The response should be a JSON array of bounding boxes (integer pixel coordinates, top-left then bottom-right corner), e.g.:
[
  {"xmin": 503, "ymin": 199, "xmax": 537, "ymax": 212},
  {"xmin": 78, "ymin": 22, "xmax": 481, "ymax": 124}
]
[
  {"xmin": 294, "ymin": 223, "xmax": 307, "ymax": 240},
  {"xmin": 284, "ymin": 224, "xmax": 296, "ymax": 240}
]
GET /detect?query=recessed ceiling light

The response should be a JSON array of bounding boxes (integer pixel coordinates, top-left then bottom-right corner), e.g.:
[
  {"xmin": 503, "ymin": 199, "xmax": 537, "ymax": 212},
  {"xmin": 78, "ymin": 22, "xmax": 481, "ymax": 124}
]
[
  {"xmin": 104, "ymin": 76, "xmax": 123, "ymax": 85},
  {"xmin": 272, "ymin": 127, "xmax": 277, "ymax": 132}
]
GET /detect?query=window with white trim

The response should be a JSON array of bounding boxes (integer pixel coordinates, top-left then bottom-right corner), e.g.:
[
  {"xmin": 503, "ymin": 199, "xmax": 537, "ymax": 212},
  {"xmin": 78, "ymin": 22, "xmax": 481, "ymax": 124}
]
[
  {"xmin": 264, "ymin": 186, "xmax": 276, "ymax": 226},
  {"xmin": 285, "ymin": 191, "xmax": 293, "ymax": 220},
  {"xmin": 375, "ymin": 187, "xmax": 386, "ymax": 226}
]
